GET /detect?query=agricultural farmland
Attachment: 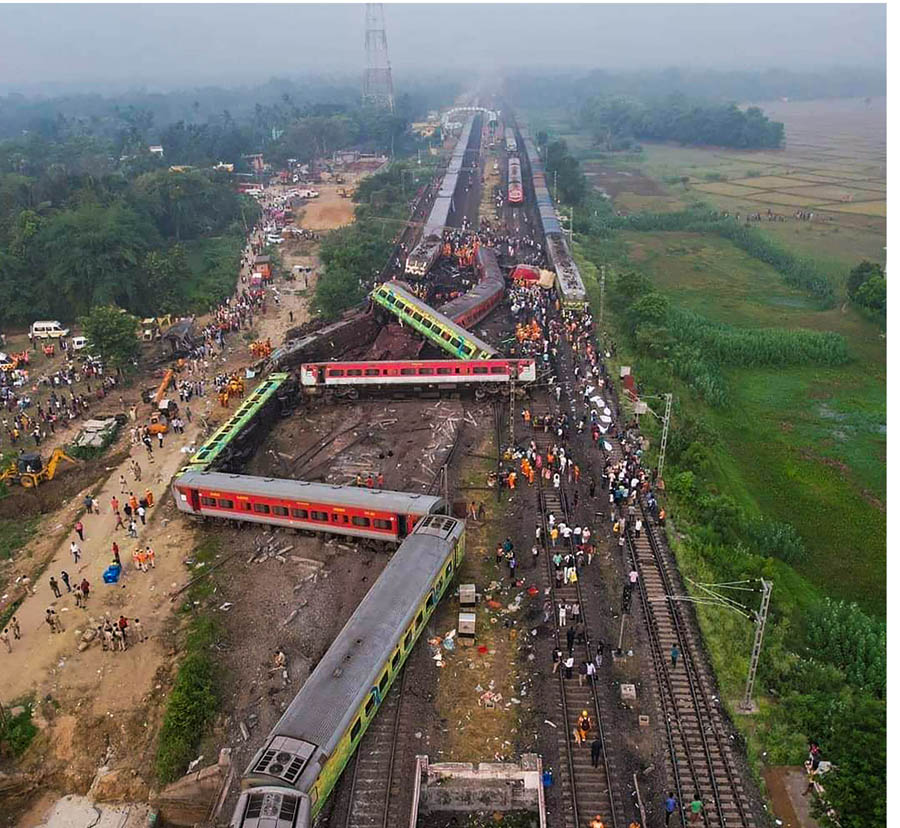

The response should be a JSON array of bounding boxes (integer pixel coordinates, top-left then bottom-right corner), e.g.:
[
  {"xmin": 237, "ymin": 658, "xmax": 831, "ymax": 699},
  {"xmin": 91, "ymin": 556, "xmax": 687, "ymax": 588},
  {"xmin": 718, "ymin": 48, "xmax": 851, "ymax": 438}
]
[
  {"xmin": 579, "ymin": 96, "xmax": 886, "ymax": 267},
  {"xmin": 563, "ymin": 97, "xmax": 887, "ymax": 615}
]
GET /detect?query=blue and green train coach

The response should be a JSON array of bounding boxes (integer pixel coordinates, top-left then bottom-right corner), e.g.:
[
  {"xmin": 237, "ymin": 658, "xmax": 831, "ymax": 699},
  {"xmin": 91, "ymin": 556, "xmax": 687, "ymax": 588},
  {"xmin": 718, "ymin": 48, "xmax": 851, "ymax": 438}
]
[{"xmin": 229, "ymin": 514, "xmax": 466, "ymax": 828}]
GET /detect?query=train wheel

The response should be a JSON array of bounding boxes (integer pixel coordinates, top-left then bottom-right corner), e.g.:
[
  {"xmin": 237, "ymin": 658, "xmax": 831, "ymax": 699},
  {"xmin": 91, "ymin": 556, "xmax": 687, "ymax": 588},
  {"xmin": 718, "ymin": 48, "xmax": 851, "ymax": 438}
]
[
  {"xmin": 347, "ymin": 388, "xmax": 359, "ymax": 401},
  {"xmin": 474, "ymin": 388, "xmax": 487, "ymax": 401}
]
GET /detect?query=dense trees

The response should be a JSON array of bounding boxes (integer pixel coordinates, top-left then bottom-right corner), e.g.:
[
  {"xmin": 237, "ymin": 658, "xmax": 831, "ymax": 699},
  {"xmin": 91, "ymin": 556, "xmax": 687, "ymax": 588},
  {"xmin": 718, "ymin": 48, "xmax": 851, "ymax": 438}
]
[{"xmin": 579, "ymin": 94, "xmax": 784, "ymax": 149}]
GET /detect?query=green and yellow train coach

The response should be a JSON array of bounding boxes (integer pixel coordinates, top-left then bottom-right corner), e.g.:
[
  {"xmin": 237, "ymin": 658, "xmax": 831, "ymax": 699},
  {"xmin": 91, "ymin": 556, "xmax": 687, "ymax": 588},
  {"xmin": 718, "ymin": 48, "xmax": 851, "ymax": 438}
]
[{"xmin": 229, "ymin": 514, "xmax": 466, "ymax": 828}]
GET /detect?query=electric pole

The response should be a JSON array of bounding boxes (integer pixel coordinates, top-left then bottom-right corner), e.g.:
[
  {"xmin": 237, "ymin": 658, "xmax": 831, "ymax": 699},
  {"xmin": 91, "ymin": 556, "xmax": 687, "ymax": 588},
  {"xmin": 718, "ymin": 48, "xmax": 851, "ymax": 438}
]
[
  {"xmin": 740, "ymin": 579, "xmax": 772, "ymax": 712},
  {"xmin": 657, "ymin": 392, "xmax": 673, "ymax": 484},
  {"xmin": 599, "ymin": 265, "xmax": 606, "ymax": 336}
]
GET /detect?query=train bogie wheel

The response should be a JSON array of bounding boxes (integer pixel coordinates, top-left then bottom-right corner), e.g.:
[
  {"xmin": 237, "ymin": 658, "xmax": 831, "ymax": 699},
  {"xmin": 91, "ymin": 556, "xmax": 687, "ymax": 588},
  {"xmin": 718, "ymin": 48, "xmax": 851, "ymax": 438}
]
[
  {"xmin": 347, "ymin": 388, "xmax": 359, "ymax": 401},
  {"xmin": 474, "ymin": 388, "xmax": 487, "ymax": 401}
]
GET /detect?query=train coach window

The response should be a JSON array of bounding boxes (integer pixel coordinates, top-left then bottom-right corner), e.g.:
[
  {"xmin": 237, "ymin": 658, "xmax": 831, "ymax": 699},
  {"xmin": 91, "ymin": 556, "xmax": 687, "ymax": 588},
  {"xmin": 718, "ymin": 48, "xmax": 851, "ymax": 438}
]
[
  {"xmin": 441, "ymin": 331, "xmax": 452, "ymax": 342},
  {"xmin": 351, "ymin": 516, "xmax": 371, "ymax": 527},
  {"xmin": 391, "ymin": 651, "xmax": 401, "ymax": 671},
  {"xmin": 244, "ymin": 502, "xmax": 252, "ymax": 511},
  {"xmin": 445, "ymin": 562, "xmax": 453, "ymax": 577},
  {"xmin": 219, "ymin": 498, "xmax": 234, "ymax": 509},
  {"xmin": 327, "ymin": 369, "xmax": 345, "ymax": 378},
  {"xmin": 426, "ymin": 591, "xmax": 436, "ymax": 608},
  {"xmin": 373, "ymin": 518, "xmax": 393, "ymax": 530},
  {"xmin": 364, "ymin": 368, "xmax": 380, "ymax": 376},
  {"xmin": 379, "ymin": 671, "xmax": 389, "ymax": 692},
  {"xmin": 272, "ymin": 506, "xmax": 289, "ymax": 517},
  {"xmin": 365, "ymin": 695, "xmax": 376, "ymax": 717},
  {"xmin": 253, "ymin": 503, "xmax": 271, "ymax": 514},
  {"xmin": 473, "ymin": 366, "xmax": 489, "ymax": 375},
  {"xmin": 404, "ymin": 630, "xmax": 413, "ymax": 651},
  {"xmin": 449, "ymin": 338, "xmax": 462, "ymax": 350},
  {"xmin": 311, "ymin": 510, "xmax": 329, "ymax": 522},
  {"xmin": 436, "ymin": 366, "xmax": 453, "ymax": 376},
  {"xmin": 400, "ymin": 368, "xmax": 415, "ymax": 376},
  {"xmin": 291, "ymin": 508, "xmax": 309, "ymax": 519},
  {"xmin": 412, "ymin": 312, "xmax": 424, "ymax": 323},
  {"xmin": 347, "ymin": 369, "xmax": 362, "ymax": 377},
  {"xmin": 421, "ymin": 319, "xmax": 433, "ymax": 330},
  {"xmin": 415, "ymin": 610, "xmax": 424, "ymax": 629},
  {"xmin": 350, "ymin": 718, "xmax": 361, "ymax": 741},
  {"xmin": 490, "ymin": 366, "xmax": 506, "ymax": 374},
  {"xmin": 418, "ymin": 367, "xmax": 433, "ymax": 376},
  {"xmin": 200, "ymin": 496, "xmax": 217, "ymax": 506}
]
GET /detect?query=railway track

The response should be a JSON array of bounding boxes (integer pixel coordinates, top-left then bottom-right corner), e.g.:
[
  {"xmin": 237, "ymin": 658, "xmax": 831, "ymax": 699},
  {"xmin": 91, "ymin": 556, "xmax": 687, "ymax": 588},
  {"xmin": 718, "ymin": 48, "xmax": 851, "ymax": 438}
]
[
  {"xmin": 627, "ymin": 507, "xmax": 754, "ymax": 828},
  {"xmin": 343, "ymin": 669, "xmax": 411, "ymax": 828},
  {"xmin": 530, "ymin": 422, "xmax": 623, "ymax": 828}
]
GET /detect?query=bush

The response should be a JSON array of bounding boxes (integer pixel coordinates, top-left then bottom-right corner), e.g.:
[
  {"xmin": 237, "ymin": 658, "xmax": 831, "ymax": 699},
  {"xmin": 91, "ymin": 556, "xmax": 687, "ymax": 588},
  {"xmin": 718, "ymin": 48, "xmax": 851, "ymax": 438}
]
[
  {"xmin": 745, "ymin": 517, "xmax": 807, "ymax": 564},
  {"xmin": 0, "ymin": 700, "xmax": 37, "ymax": 758}
]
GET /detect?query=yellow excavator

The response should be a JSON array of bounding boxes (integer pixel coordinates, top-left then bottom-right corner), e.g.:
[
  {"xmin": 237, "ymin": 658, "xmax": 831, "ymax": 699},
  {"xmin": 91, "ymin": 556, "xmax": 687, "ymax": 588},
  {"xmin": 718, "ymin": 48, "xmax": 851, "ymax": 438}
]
[{"xmin": 0, "ymin": 448, "xmax": 78, "ymax": 488}]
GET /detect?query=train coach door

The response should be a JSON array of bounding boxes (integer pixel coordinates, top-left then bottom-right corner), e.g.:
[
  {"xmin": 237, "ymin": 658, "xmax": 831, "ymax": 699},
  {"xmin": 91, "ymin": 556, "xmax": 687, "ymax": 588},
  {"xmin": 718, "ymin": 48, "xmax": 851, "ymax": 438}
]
[
  {"xmin": 398, "ymin": 514, "xmax": 409, "ymax": 539},
  {"xmin": 188, "ymin": 488, "xmax": 200, "ymax": 512}
]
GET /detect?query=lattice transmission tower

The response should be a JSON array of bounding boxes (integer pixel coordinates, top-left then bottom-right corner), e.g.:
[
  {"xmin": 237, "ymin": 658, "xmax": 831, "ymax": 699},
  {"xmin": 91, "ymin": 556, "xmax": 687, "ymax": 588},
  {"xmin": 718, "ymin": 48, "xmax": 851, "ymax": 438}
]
[{"xmin": 363, "ymin": 3, "xmax": 394, "ymax": 112}]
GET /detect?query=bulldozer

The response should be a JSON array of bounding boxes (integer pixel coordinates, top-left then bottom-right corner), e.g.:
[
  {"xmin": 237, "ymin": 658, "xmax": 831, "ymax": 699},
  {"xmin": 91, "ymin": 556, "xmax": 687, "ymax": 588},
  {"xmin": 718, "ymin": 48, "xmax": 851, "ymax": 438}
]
[{"xmin": 0, "ymin": 448, "xmax": 78, "ymax": 489}]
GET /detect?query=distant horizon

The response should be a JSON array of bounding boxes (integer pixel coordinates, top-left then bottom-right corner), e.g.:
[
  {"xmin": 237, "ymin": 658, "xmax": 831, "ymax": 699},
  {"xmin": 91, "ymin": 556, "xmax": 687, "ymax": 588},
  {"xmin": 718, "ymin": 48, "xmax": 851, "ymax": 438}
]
[
  {"xmin": 0, "ymin": 4, "xmax": 885, "ymax": 93},
  {"xmin": 0, "ymin": 65, "xmax": 887, "ymax": 100}
]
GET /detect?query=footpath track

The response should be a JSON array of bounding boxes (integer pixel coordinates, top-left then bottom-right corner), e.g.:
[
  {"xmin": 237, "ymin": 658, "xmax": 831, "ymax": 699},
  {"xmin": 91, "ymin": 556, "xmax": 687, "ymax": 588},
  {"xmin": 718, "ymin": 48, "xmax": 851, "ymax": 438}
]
[{"xmin": 529, "ymin": 415, "xmax": 624, "ymax": 828}]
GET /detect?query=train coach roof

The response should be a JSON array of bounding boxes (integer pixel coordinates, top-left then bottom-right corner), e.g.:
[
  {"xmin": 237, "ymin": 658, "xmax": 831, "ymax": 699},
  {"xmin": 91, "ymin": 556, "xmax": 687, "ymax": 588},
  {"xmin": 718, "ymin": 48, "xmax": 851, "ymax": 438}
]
[
  {"xmin": 269, "ymin": 516, "xmax": 463, "ymax": 754},
  {"xmin": 175, "ymin": 470, "xmax": 447, "ymax": 514},
  {"xmin": 377, "ymin": 281, "xmax": 498, "ymax": 357}
]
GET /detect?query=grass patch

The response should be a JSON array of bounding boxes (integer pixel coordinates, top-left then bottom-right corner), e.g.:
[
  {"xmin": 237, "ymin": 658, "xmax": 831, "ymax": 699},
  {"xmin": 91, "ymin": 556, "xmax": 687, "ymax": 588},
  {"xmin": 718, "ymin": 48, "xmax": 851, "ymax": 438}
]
[
  {"xmin": 0, "ymin": 516, "xmax": 38, "ymax": 561},
  {"xmin": 155, "ymin": 536, "xmax": 223, "ymax": 784}
]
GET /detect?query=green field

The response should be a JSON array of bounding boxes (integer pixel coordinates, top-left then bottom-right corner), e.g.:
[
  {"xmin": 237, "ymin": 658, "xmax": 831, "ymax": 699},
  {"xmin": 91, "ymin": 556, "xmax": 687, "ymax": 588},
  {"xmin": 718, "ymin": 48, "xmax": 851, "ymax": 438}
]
[{"xmin": 615, "ymin": 230, "xmax": 885, "ymax": 613}]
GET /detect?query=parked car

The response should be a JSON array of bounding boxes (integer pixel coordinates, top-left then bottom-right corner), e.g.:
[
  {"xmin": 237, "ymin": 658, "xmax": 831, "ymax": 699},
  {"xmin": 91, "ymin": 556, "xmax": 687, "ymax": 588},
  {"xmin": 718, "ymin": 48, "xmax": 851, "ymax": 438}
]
[{"xmin": 267, "ymin": 235, "xmax": 284, "ymax": 245}]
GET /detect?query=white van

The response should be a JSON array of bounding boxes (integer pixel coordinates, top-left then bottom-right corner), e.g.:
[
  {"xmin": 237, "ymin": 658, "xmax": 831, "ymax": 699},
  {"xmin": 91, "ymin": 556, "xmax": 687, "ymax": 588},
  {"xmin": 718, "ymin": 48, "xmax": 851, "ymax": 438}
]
[
  {"xmin": 30, "ymin": 320, "xmax": 69, "ymax": 339},
  {"xmin": 71, "ymin": 336, "xmax": 88, "ymax": 351}
]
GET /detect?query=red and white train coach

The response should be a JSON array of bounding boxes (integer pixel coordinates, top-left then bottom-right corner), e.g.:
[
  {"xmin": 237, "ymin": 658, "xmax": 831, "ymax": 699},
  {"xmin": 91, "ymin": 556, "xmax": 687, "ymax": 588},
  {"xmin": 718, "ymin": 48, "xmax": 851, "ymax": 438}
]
[
  {"xmin": 300, "ymin": 358, "xmax": 536, "ymax": 398},
  {"xmin": 172, "ymin": 470, "xmax": 448, "ymax": 542}
]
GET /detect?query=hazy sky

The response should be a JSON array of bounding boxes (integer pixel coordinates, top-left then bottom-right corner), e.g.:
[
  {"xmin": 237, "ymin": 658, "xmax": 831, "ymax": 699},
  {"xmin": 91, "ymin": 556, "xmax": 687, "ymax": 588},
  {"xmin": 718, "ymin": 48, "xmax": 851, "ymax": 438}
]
[{"xmin": 0, "ymin": 3, "xmax": 886, "ymax": 91}]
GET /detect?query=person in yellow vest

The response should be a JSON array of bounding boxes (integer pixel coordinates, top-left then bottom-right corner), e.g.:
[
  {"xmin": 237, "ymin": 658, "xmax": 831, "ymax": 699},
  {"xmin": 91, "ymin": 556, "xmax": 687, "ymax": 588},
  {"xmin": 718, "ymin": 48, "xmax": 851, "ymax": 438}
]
[
  {"xmin": 577, "ymin": 711, "xmax": 592, "ymax": 743},
  {"xmin": 590, "ymin": 817, "xmax": 605, "ymax": 828}
]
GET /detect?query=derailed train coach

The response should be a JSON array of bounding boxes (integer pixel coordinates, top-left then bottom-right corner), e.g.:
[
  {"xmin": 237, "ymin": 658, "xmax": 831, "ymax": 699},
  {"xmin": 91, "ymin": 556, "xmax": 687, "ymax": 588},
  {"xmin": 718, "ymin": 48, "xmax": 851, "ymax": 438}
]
[
  {"xmin": 172, "ymin": 470, "xmax": 447, "ymax": 542},
  {"xmin": 230, "ymin": 516, "xmax": 466, "ymax": 828}
]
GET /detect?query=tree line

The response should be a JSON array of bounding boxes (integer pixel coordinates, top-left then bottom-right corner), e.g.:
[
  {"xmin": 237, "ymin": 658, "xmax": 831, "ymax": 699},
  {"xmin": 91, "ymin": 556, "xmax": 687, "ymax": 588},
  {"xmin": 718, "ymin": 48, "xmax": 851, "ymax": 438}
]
[{"xmin": 579, "ymin": 94, "xmax": 784, "ymax": 150}]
